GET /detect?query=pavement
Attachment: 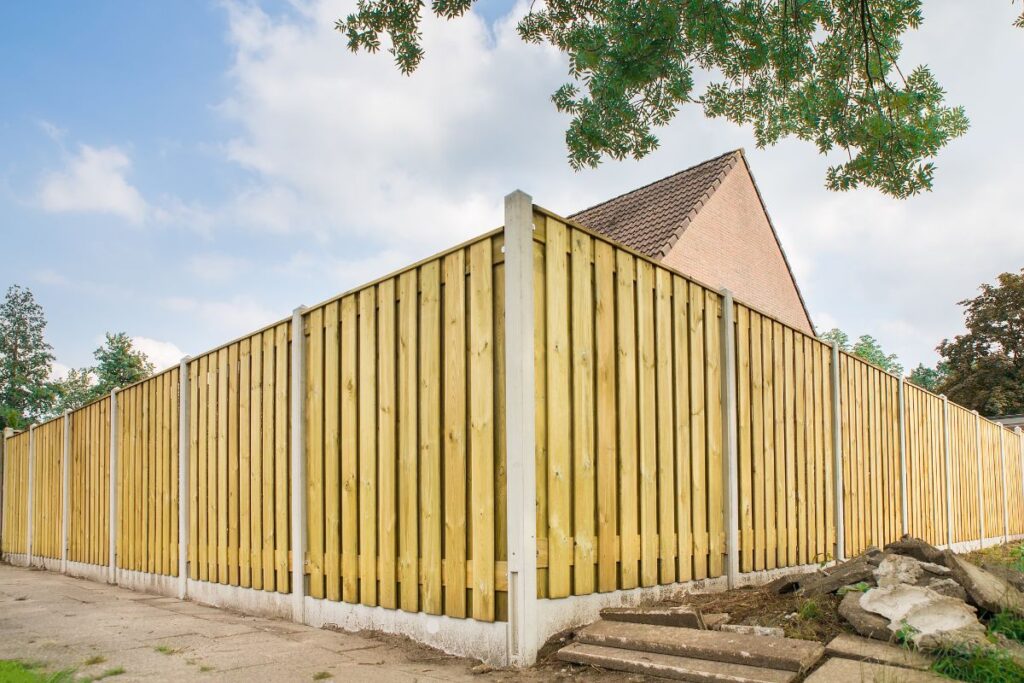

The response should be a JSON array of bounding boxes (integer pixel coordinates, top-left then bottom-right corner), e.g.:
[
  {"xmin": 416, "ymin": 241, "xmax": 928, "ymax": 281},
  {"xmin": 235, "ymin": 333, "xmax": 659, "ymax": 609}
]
[{"xmin": 0, "ymin": 563, "xmax": 500, "ymax": 682}]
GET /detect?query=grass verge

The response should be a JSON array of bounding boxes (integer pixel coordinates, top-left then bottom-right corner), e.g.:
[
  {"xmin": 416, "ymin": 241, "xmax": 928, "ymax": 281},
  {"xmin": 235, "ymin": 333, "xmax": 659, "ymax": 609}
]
[
  {"xmin": 932, "ymin": 645, "xmax": 1024, "ymax": 682},
  {"xmin": 0, "ymin": 660, "xmax": 75, "ymax": 683}
]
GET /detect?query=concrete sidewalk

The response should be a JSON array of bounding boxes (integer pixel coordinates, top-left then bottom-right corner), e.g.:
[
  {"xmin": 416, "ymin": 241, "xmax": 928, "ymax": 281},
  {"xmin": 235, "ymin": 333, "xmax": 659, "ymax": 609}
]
[{"xmin": 0, "ymin": 564, "xmax": 508, "ymax": 681}]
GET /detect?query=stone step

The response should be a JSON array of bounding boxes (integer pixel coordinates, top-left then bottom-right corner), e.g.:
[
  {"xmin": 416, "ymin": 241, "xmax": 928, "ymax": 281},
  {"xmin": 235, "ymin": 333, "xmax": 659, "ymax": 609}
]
[
  {"xmin": 576, "ymin": 620, "xmax": 824, "ymax": 673},
  {"xmin": 557, "ymin": 643, "xmax": 797, "ymax": 683},
  {"xmin": 804, "ymin": 657, "xmax": 946, "ymax": 682},
  {"xmin": 825, "ymin": 633, "xmax": 933, "ymax": 670},
  {"xmin": 600, "ymin": 605, "xmax": 705, "ymax": 628}
]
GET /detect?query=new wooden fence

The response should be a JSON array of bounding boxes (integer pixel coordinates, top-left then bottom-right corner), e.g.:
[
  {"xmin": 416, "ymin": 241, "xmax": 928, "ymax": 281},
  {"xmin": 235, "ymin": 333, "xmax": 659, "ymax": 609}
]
[{"xmin": 2, "ymin": 201, "xmax": 1024, "ymax": 649}]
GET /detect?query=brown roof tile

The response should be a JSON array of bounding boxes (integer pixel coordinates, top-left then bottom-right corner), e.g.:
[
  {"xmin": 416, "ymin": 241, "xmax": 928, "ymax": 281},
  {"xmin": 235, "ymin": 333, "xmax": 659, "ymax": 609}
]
[{"xmin": 570, "ymin": 149, "xmax": 742, "ymax": 257}]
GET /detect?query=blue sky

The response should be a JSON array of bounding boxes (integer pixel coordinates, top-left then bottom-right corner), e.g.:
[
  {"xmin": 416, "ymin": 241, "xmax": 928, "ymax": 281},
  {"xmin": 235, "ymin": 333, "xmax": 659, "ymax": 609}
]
[{"xmin": 2, "ymin": 1, "xmax": 1023, "ymax": 377}]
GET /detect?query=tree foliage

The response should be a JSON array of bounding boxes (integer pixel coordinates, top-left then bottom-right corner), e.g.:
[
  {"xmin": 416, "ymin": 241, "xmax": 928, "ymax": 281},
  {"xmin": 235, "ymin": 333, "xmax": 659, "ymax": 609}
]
[
  {"xmin": 936, "ymin": 269, "xmax": 1024, "ymax": 416},
  {"xmin": 0, "ymin": 285, "xmax": 56, "ymax": 428},
  {"xmin": 91, "ymin": 332, "xmax": 154, "ymax": 397},
  {"xmin": 907, "ymin": 361, "xmax": 945, "ymax": 392},
  {"xmin": 338, "ymin": 0, "xmax": 978, "ymax": 197},
  {"xmin": 821, "ymin": 327, "xmax": 902, "ymax": 375}
]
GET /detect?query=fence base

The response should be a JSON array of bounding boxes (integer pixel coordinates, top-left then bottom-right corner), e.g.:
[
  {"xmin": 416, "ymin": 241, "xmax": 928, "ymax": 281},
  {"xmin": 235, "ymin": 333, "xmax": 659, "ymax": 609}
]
[
  {"xmin": 1, "ymin": 552, "xmax": 30, "ymax": 567},
  {"xmin": 65, "ymin": 560, "xmax": 111, "ymax": 583},
  {"xmin": 30, "ymin": 556, "xmax": 61, "ymax": 572},
  {"xmin": 303, "ymin": 596, "xmax": 508, "ymax": 667},
  {"xmin": 115, "ymin": 568, "xmax": 180, "ymax": 598},
  {"xmin": 187, "ymin": 579, "xmax": 292, "ymax": 621}
]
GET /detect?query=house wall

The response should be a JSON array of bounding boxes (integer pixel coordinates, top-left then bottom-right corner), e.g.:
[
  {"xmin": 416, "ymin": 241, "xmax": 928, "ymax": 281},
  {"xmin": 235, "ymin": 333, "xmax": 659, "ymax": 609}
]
[{"xmin": 660, "ymin": 161, "xmax": 814, "ymax": 335}]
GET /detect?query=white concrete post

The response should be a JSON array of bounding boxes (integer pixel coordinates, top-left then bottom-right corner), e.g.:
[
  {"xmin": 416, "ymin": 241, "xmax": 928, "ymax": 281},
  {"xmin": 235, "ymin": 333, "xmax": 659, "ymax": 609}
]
[
  {"xmin": 830, "ymin": 341, "xmax": 845, "ymax": 561},
  {"xmin": 999, "ymin": 427, "xmax": 1009, "ymax": 542},
  {"xmin": 27, "ymin": 424, "xmax": 35, "ymax": 565},
  {"xmin": 178, "ymin": 358, "xmax": 191, "ymax": 598},
  {"xmin": 109, "ymin": 389, "xmax": 119, "ymax": 583},
  {"xmin": 290, "ymin": 305, "xmax": 307, "ymax": 623},
  {"xmin": 941, "ymin": 396, "xmax": 953, "ymax": 548},
  {"xmin": 973, "ymin": 411, "xmax": 984, "ymax": 544},
  {"xmin": 1017, "ymin": 428, "xmax": 1024, "ymax": 535},
  {"xmin": 898, "ymin": 377, "xmax": 908, "ymax": 537},
  {"xmin": 1, "ymin": 428, "xmax": 10, "ymax": 556},
  {"xmin": 503, "ymin": 190, "xmax": 538, "ymax": 667},
  {"xmin": 61, "ymin": 411, "xmax": 70, "ymax": 573},
  {"xmin": 720, "ymin": 289, "xmax": 739, "ymax": 588}
]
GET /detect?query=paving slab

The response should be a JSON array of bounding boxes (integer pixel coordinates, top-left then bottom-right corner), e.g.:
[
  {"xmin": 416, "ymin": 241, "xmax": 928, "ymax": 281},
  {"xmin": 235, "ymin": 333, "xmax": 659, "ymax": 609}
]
[
  {"xmin": 600, "ymin": 605, "xmax": 705, "ymax": 628},
  {"xmin": 557, "ymin": 642, "xmax": 797, "ymax": 683},
  {"xmin": 576, "ymin": 620, "xmax": 824, "ymax": 673},
  {"xmin": 824, "ymin": 634, "xmax": 933, "ymax": 670},
  {"xmin": 804, "ymin": 657, "xmax": 946, "ymax": 682}
]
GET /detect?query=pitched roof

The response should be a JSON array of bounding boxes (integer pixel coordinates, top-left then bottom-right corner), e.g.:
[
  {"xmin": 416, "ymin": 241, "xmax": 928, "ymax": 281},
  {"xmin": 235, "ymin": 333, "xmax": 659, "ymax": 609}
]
[{"xmin": 570, "ymin": 149, "xmax": 742, "ymax": 258}]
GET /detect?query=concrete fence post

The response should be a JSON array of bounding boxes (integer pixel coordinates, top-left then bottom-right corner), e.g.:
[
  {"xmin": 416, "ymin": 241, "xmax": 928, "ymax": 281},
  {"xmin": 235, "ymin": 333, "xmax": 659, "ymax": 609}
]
[
  {"xmin": 178, "ymin": 358, "xmax": 191, "ymax": 598},
  {"xmin": 290, "ymin": 305, "xmax": 308, "ymax": 624},
  {"xmin": 999, "ymin": 427, "xmax": 1009, "ymax": 542},
  {"xmin": 109, "ymin": 389, "xmax": 119, "ymax": 583},
  {"xmin": 1, "ymin": 428, "xmax": 10, "ymax": 555},
  {"xmin": 941, "ymin": 396, "xmax": 953, "ymax": 548},
  {"xmin": 898, "ymin": 378, "xmax": 908, "ymax": 537},
  {"xmin": 61, "ymin": 411, "xmax": 70, "ymax": 573},
  {"xmin": 26, "ymin": 424, "xmax": 35, "ymax": 565},
  {"xmin": 830, "ymin": 342, "xmax": 844, "ymax": 562},
  {"xmin": 1017, "ymin": 428, "xmax": 1024, "ymax": 534},
  {"xmin": 720, "ymin": 289, "xmax": 739, "ymax": 588},
  {"xmin": 973, "ymin": 411, "xmax": 984, "ymax": 545},
  {"xmin": 503, "ymin": 190, "xmax": 538, "ymax": 667}
]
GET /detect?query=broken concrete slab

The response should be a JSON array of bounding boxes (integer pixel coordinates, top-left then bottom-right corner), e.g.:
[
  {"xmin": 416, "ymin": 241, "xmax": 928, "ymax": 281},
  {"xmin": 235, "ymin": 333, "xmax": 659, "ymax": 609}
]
[
  {"xmin": 600, "ymin": 605, "xmax": 705, "ymax": 629},
  {"xmin": 575, "ymin": 620, "xmax": 824, "ymax": 673},
  {"xmin": 946, "ymin": 551, "xmax": 1024, "ymax": 616},
  {"xmin": 926, "ymin": 577, "xmax": 968, "ymax": 602},
  {"xmin": 719, "ymin": 624, "xmax": 785, "ymax": 638},
  {"xmin": 982, "ymin": 563, "xmax": 1024, "ymax": 592},
  {"xmin": 859, "ymin": 584, "xmax": 986, "ymax": 649},
  {"xmin": 765, "ymin": 574, "xmax": 804, "ymax": 595},
  {"xmin": 824, "ymin": 634, "xmax": 933, "ymax": 670},
  {"xmin": 875, "ymin": 555, "xmax": 925, "ymax": 587},
  {"xmin": 804, "ymin": 657, "xmax": 947, "ymax": 682},
  {"xmin": 798, "ymin": 559, "xmax": 875, "ymax": 597},
  {"xmin": 703, "ymin": 613, "xmax": 730, "ymax": 630},
  {"xmin": 883, "ymin": 537, "xmax": 948, "ymax": 567},
  {"xmin": 838, "ymin": 591, "xmax": 891, "ymax": 641},
  {"xmin": 558, "ymin": 642, "xmax": 798, "ymax": 683}
]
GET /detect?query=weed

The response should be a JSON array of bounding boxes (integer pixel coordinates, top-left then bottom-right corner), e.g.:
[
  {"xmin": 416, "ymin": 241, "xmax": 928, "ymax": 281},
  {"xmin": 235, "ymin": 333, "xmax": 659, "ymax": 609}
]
[
  {"xmin": 1011, "ymin": 543, "xmax": 1024, "ymax": 573},
  {"xmin": 932, "ymin": 645, "xmax": 1024, "ymax": 682},
  {"xmin": 893, "ymin": 621, "xmax": 918, "ymax": 645},
  {"xmin": 96, "ymin": 667, "xmax": 125, "ymax": 680},
  {"xmin": 199, "ymin": 665, "xmax": 214, "ymax": 673},
  {"xmin": 988, "ymin": 611, "xmax": 1024, "ymax": 643},
  {"xmin": 837, "ymin": 581, "xmax": 871, "ymax": 596},
  {"xmin": 797, "ymin": 599, "xmax": 821, "ymax": 621},
  {"xmin": 312, "ymin": 673, "xmax": 332, "ymax": 681},
  {"xmin": 0, "ymin": 660, "xmax": 76, "ymax": 682},
  {"xmin": 153, "ymin": 645, "xmax": 178, "ymax": 655},
  {"xmin": 83, "ymin": 655, "xmax": 106, "ymax": 666}
]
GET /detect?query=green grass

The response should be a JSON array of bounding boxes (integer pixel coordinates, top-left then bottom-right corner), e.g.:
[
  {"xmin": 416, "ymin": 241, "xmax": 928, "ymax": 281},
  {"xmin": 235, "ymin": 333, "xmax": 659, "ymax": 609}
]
[
  {"xmin": 932, "ymin": 645, "xmax": 1024, "ymax": 682},
  {"xmin": 797, "ymin": 599, "xmax": 822, "ymax": 621},
  {"xmin": 95, "ymin": 666, "xmax": 125, "ymax": 679},
  {"xmin": 312, "ymin": 672, "xmax": 332, "ymax": 681},
  {"xmin": 0, "ymin": 660, "xmax": 75, "ymax": 683},
  {"xmin": 153, "ymin": 645, "xmax": 179, "ymax": 655},
  {"xmin": 988, "ymin": 611, "xmax": 1024, "ymax": 643},
  {"xmin": 83, "ymin": 655, "xmax": 106, "ymax": 666},
  {"xmin": 199, "ymin": 665, "xmax": 214, "ymax": 673}
]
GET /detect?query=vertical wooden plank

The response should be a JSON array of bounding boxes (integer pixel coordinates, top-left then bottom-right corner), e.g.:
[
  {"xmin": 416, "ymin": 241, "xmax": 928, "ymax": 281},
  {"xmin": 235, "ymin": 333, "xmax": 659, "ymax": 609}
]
[
  {"xmin": 418, "ymin": 264, "xmax": 442, "ymax": 614},
  {"xmin": 170, "ymin": 370, "xmax": 179, "ymax": 576},
  {"xmin": 571, "ymin": 230, "xmax": 596, "ymax": 595},
  {"xmin": 636, "ymin": 260, "xmax": 658, "ymax": 587},
  {"xmin": 783, "ymin": 329, "xmax": 797, "ymax": 567},
  {"xmin": 469, "ymin": 239, "xmax": 495, "ymax": 621},
  {"xmin": 617, "ymin": 250, "xmax": 639, "ymax": 588},
  {"xmin": 307, "ymin": 306, "xmax": 325, "ymax": 599},
  {"xmin": 274, "ymin": 323, "xmax": 290, "ymax": 592},
  {"xmin": 250, "ymin": 335, "xmax": 264, "ymax": 591},
  {"xmin": 705, "ymin": 290, "xmax": 724, "ymax": 578},
  {"xmin": 546, "ymin": 220, "xmax": 572, "ymax": 599},
  {"xmin": 688, "ymin": 284, "xmax": 708, "ymax": 580},
  {"xmin": 340, "ymin": 295, "xmax": 359, "ymax": 604},
  {"xmin": 262, "ymin": 330, "xmax": 277, "ymax": 590},
  {"xmin": 358, "ymin": 287, "xmax": 378, "ymax": 606},
  {"xmin": 443, "ymin": 253, "xmax": 467, "ymax": 616},
  {"xmin": 189, "ymin": 361, "xmax": 200, "ymax": 580},
  {"xmin": 751, "ymin": 315, "xmax": 765, "ymax": 571},
  {"xmin": 156, "ymin": 375, "xmax": 166, "ymax": 574},
  {"xmin": 595, "ymin": 242, "xmax": 618, "ymax": 592},
  {"xmin": 227, "ymin": 346, "xmax": 240, "ymax": 584},
  {"xmin": 239, "ymin": 339, "xmax": 252, "ymax": 588},
  {"xmin": 217, "ymin": 348, "xmax": 229, "ymax": 583},
  {"xmin": 654, "ymin": 268, "xmax": 676, "ymax": 585},
  {"xmin": 762, "ymin": 320, "xmax": 777, "ymax": 569},
  {"xmin": 398, "ymin": 270, "xmax": 419, "ymax": 612},
  {"xmin": 737, "ymin": 306, "xmax": 752, "ymax": 573},
  {"xmin": 377, "ymin": 279, "xmax": 398, "ymax": 610},
  {"xmin": 207, "ymin": 355, "xmax": 218, "ymax": 579},
  {"xmin": 324, "ymin": 302, "xmax": 341, "ymax": 602}
]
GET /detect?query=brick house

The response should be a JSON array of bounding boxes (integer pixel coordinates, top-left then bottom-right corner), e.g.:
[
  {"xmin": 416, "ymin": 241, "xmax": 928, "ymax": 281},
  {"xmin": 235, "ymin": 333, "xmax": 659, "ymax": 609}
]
[{"xmin": 571, "ymin": 149, "xmax": 815, "ymax": 336}]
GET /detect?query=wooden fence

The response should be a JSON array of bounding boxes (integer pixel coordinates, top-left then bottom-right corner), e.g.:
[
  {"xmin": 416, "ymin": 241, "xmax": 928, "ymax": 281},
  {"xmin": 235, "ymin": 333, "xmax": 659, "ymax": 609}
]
[{"xmin": 2, "ymin": 201, "xmax": 1024, "ymax": 648}]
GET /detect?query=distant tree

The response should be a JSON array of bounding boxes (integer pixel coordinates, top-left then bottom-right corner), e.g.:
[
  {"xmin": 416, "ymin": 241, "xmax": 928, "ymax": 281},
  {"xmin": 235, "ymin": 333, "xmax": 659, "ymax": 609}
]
[
  {"xmin": 91, "ymin": 333, "xmax": 154, "ymax": 397},
  {"xmin": 820, "ymin": 327, "xmax": 902, "ymax": 375},
  {"xmin": 937, "ymin": 269, "xmax": 1024, "ymax": 415},
  {"xmin": 0, "ymin": 285, "xmax": 56, "ymax": 428},
  {"xmin": 907, "ymin": 362, "xmax": 946, "ymax": 392},
  {"xmin": 52, "ymin": 368, "xmax": 95, "ymax": 415}
]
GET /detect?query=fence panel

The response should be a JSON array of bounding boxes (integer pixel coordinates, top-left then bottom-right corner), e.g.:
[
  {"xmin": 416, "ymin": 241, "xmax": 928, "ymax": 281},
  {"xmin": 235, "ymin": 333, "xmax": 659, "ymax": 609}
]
[
  {"xmin": 533, "ymin": 211, "xmax": 726, "ymax": 599},
  {"xmin": 303, "ymin": 230, "xmax": 506, "ymax": 622},
  {"xmin": 903, "ymin": 384, "xmax": 948, "ymax": 546},
  {"xmin": 1007, "ymin": 429, "xmax": 1024, "ymax": 537},
  {"xmin": 2, "ymin": 431, "xmax": 30, "ymax": 554},
  {"xmin": 69, "ymin": 397, "xmax": 111, "ymax": 565},
  {"xmin": 948, "ymin": 404, "xmax": 980, "ymax": 544},
  {"xmin": 189, "ymin": 322, "xmax": 292, "ymax": 593},
  {"xmin": 117, "ymin": 369, "xmax": 179, "ymax": 576},
  {"xmin": 737, "ymin": 305, "xmax": 835, "ymax": 570},
  {"xmin": 839, "ymin": 355, "xmax": 900, "ymax": 556},
  {"xmin": 979, "ymin": 419, "xmax": 1006, "ymax": 540},
  {"xmin": 32, "ymin": 418, "xmax": 64, "ymax": 560}
]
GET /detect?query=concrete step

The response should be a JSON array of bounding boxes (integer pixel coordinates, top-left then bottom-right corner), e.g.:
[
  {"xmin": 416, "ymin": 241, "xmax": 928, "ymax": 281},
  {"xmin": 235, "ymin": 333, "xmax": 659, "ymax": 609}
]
[
  {"xmin": 824, "ymin": 633, "xmax": 933, "ymax": 670},
  {"xmin": 804, "ymin": 657, "xmax": 947, "ymax": 682},
  {"xmin": 600, "ymin": 605, "xmax": 705, "ymax": 628},
  {"xmin": 557, "ymin": 643, "xmax": 797, "ymax": 683},
  {"xmin": 576, "ymin": 620, "xmax": 824, "ymax": 673}
]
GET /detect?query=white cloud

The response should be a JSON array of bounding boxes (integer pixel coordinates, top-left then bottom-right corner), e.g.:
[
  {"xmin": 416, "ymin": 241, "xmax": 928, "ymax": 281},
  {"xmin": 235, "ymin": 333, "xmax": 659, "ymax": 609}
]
[
  {"xmin": 38, "ymin": 144, "xmax": 149, "ymax": 223},
  {"xmin": 131, "ymin": 336, "xmax": 186, "ymax": 372},
  {"xmin": 162, "ymin": 295, "xmax": 280, "ymax": 342},
  {"xmin": 50, "ymin": 362, "xmax": 72, "ymax": 382},
  {"xmin": 187, "ymin": 253, "xmax": 251, "ymax": 282}
]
